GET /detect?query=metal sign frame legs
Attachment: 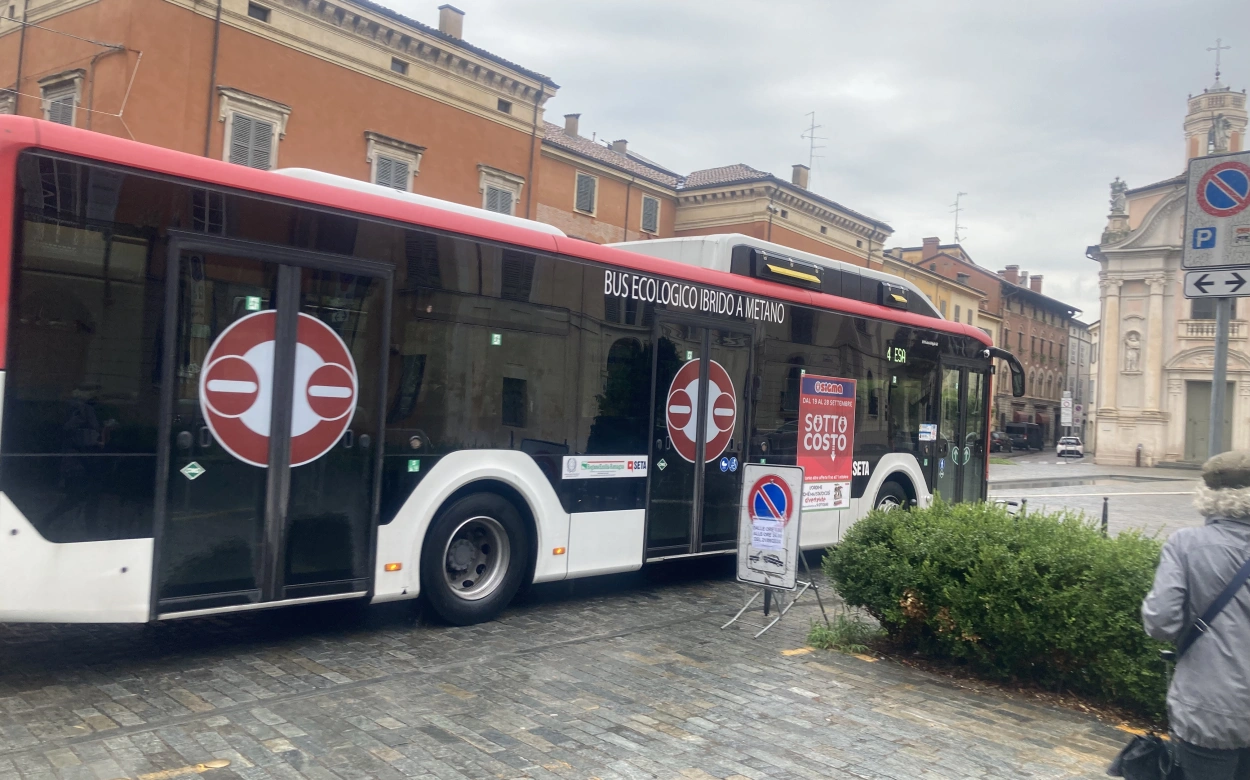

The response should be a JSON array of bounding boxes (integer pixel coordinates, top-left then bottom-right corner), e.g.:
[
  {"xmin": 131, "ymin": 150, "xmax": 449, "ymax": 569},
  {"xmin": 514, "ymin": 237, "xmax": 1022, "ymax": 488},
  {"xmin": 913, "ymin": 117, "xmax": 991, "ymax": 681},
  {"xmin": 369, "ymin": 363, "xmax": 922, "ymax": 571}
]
[{"xmin": 722, "ymin": 551, "xmax": 830, "ymax": 638}]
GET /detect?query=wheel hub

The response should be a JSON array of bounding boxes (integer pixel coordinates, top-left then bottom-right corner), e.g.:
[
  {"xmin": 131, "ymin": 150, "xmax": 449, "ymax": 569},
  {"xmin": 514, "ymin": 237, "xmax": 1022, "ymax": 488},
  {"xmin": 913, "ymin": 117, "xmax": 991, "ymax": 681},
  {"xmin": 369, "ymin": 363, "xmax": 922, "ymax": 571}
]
[{"xmin": 441, "ymin": 515, "xmax": 511, "ymax": 602}]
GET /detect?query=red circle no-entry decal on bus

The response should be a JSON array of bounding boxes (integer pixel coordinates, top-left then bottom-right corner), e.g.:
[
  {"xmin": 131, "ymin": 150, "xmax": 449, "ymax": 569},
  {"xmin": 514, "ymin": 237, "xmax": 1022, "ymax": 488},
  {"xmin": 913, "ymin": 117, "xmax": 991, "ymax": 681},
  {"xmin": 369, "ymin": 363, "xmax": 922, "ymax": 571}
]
[{"xmin": 200, "ymin": 311, "xmax": 358, "ymax": 468}]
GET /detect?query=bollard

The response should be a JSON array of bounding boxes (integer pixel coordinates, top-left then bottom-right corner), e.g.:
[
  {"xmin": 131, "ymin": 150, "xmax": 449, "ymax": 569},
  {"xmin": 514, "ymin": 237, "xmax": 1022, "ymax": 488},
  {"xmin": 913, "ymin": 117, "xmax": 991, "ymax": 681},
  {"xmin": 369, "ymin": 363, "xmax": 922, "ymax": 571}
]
[
  {"xmin": 1136, "ymin": 444, "xmax": 1143, "ymax": 468},
  {"xmin": 1020, "ymin": 498, "xmax": 1027, "ymax": 514},
  {"xmin": 1101, "ymin": 496, "xmax": 1109, "ymax": 536}
]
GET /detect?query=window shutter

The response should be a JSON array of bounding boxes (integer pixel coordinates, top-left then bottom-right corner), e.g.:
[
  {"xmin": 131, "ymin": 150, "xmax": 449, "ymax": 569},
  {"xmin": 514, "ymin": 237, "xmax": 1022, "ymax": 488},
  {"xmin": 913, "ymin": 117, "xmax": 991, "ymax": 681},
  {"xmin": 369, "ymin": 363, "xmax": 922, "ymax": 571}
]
[
  {"xmin": 229, "ymin": 114, "xmax": 253, "ymax": 166},
  {"xmin": 375, "ymin": 155, "xmax": 409, "ymax": 190},
  {"xmin": 249, "ymin": 118, "xmax": 274, "ymax": 169},
  {"xmin": 575, "ymin": 173, "xmax": 595, "ymax": 213},
  {"xmin": 375, "ymin": 156, "xmax": 393, "ymax": 188},
  {"xmin": 230, "ymin": 114, "xmax": 274, "ymax": 169},
  {"xmin": 641, "ymin": 196, "xmax": 659, "ymax": 233},
  {"xmin": 47, "ymin": 94, "xmax": 74, "ymax": 126},
  {"xmin": 484, "ymin": 186, "xmax": 514, "ymax": 215},
  {"xmin": 500, "ymin": 250, "xmax": 535, "ymax": 301},
  {"xmin": 390, "ymin": 160, "xmax": 409, "ymax": 191}
]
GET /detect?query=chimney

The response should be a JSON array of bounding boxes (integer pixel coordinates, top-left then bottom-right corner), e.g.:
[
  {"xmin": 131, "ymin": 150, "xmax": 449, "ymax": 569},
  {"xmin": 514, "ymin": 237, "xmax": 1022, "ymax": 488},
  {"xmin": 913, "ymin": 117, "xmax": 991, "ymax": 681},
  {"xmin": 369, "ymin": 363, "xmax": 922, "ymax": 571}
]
[
  {"xmin": 1018, "ymin": 270, "xmax": 1030, "ymax": 288},
  {"xmin": 791, "ymin": 164, "xmax": 810, "ymax": 189},
  {"xmin": 563, "ymin": 113, "xmax": 580, "ymax": 136},
  {"xmin": 611, "ymin": 139, "xmax": 628, "ymax": 155},
  {"xmin": 438, "ymin": 4, "xmax": 464, "ymax": 38},
  {"xmin": 1029, "ymin": 274, "xmax": 1043, "ymax": 293},
  {"xmin": 921, "ymin": 237, "xmax": 940, "ymax": 260},
  {"xmin": 1000, "ymin": 265, "xmax": 1019, "ymax": 284}
]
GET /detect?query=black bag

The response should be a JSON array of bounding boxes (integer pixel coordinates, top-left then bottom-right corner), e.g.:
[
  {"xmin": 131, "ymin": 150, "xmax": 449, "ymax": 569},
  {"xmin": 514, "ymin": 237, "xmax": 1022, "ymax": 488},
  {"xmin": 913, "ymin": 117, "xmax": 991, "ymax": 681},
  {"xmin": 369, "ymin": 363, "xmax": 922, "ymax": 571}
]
[{"xmin": 1107, "ymin": 733, "xmax": 1180, "ymax": 779}]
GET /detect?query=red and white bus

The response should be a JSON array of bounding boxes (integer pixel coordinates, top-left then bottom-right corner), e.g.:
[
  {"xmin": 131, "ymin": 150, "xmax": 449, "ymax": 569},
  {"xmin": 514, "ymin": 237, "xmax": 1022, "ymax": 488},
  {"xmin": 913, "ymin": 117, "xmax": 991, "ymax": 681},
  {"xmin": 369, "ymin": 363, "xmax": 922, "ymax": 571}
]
[{"xmin": 0, "ymin": 118, "xmax": 1023, "ymax": 624}]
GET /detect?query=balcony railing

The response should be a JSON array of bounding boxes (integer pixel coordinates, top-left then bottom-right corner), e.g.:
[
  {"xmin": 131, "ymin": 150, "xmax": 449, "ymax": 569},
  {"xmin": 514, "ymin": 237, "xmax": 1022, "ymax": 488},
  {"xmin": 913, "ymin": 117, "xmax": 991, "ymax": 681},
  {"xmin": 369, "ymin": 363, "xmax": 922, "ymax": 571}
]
[{"xmin": 1180, "ymin": 319, "xmax": 1246, "ymax": 340}]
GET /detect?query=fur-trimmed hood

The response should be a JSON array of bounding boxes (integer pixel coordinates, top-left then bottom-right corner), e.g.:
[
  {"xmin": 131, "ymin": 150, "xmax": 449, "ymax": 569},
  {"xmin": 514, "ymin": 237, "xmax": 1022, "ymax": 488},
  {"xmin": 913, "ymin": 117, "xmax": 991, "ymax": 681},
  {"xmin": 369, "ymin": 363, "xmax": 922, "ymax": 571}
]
[{"xmin": 1194, "ymin": 483, "xmax": 1250, "ymax": 522}]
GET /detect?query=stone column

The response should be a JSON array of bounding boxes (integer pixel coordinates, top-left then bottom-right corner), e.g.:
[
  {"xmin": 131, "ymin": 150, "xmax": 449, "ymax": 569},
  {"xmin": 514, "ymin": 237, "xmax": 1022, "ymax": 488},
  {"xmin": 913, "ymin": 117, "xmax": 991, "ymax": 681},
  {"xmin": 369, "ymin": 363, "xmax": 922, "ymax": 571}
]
[
  {"xmin": 1145, "ymin": 275, "xmax": 1166, "ymax": 411},
  {"xmin": 1099, "ymin": 279, "xmax": 1122, "ymax": 411}
]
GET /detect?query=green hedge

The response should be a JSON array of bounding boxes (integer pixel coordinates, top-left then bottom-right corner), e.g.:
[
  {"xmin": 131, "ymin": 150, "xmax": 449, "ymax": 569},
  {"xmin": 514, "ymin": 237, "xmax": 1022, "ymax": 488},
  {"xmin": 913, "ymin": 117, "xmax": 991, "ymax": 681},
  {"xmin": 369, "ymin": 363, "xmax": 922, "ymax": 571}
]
[{"xmin": 823, "ymin": 500, "xmax": 1168, "ymax": 717}]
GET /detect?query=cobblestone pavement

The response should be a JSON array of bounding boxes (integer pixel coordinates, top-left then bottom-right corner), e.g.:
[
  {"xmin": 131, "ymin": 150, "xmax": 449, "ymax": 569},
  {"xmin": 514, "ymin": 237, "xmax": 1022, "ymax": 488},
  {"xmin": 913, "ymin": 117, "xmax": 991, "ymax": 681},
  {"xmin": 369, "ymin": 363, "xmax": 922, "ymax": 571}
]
[
  {"xmin": 988, "ymin": 451, "xmax": 1203, "ymax": 539},
  {"xmin": 0, "ymin": 560, "xmax": 1127, "ymax": 780}
]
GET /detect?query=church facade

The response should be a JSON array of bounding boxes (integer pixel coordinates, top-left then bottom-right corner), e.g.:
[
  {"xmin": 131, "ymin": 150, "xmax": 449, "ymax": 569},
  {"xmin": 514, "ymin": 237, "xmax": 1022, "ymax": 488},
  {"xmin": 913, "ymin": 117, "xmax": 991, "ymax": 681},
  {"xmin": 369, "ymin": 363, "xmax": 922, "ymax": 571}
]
[{"xmin": 1089, "ymin": 73, "xmax": 1248, "ymax": 465}]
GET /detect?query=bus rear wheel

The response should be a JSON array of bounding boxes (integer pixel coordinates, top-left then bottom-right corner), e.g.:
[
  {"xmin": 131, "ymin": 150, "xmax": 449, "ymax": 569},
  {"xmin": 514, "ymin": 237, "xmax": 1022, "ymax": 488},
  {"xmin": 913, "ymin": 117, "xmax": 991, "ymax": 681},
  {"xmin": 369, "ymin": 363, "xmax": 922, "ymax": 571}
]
[
  {"xmin": 874, "ymin": 480, "xmax": 908, "ymax": 512},
  {"xmin": 421, "ymin": 493, "xmax": 529, "ymax": 626}
]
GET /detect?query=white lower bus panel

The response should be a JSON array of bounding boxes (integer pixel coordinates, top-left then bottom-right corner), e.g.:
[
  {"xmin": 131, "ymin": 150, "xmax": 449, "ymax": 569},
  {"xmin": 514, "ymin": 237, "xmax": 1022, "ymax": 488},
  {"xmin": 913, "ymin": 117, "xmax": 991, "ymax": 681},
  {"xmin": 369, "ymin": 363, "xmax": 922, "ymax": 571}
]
[{"xmin": 0, "ymin": 492, "xmax": 153, "ymax": 623}]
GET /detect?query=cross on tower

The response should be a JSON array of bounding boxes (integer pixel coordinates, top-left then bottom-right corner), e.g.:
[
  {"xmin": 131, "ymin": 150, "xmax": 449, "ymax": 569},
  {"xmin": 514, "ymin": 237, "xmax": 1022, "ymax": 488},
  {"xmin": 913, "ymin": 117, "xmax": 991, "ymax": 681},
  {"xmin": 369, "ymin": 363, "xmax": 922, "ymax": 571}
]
[{"xmin": 1208, "ymin": 38, "xmax": 1231, "ymax": 83}]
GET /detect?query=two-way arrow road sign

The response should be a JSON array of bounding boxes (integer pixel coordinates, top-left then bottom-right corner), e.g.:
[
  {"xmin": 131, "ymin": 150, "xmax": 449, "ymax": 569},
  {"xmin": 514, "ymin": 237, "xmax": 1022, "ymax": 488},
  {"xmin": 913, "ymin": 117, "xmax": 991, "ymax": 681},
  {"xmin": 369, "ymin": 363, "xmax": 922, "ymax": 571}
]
[{"xmin": 1185, "ymin": 269, "xmax": 1250, "ymax": 299}]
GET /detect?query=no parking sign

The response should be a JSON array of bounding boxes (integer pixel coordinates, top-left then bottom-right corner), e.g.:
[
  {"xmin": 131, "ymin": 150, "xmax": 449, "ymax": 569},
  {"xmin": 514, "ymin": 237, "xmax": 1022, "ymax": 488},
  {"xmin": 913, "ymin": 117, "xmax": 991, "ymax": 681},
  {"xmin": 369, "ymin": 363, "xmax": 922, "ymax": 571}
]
[{"xmin": 736, "ymin": 463, "xmax": 804, "ymax": 591}]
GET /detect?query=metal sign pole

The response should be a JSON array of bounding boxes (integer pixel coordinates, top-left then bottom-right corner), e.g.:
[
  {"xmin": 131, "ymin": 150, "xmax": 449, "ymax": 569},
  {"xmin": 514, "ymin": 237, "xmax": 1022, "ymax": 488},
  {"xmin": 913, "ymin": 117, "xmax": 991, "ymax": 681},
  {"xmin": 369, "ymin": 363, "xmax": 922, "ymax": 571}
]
[{"xmin": 1210, "ymin": 296, "xmax": 1231, "ymax": 457}]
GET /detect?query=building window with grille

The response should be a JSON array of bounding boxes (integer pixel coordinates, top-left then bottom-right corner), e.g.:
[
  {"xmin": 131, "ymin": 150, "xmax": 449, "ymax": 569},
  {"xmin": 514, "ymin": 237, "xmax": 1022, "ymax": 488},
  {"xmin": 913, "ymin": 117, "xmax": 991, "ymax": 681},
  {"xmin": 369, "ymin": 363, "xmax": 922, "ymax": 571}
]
[
  {"xmin": 39, "ymin": 70, "xmax": 84, "ymax": 127},
  {"xmin": 640, "ymin": 195, "xmax": 660, "ymax": 234},
  {"xmin": 574, "ymin": 172, "xmax": 597, "ymax": 214},
  {"xmin": 217, "ymin": 87, "xmax": 290, "ymax": 171},
  {"xmin": 365, "ymin": 131, "xmax": 424, "ymax": 192},
  {"xmin": 478, "ymin": 164, "xmax": 524, "ymax": 216}
]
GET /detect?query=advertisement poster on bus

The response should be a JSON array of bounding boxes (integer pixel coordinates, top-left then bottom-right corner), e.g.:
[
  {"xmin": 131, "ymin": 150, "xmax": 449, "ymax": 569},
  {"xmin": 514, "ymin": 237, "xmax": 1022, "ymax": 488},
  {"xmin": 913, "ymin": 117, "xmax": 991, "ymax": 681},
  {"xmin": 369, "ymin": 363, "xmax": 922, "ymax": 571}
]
[{"xmin": 797, "ymin": 374, "xmax": 856, "ymax": 510}]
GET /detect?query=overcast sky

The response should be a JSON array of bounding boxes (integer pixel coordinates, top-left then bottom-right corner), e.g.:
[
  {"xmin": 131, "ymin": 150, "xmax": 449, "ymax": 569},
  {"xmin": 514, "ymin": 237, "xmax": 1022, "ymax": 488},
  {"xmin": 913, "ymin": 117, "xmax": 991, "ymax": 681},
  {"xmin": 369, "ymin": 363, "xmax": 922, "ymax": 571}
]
[{"xmin": 390, "ymin": 0, "xmax": 1249, "ymax": 320}]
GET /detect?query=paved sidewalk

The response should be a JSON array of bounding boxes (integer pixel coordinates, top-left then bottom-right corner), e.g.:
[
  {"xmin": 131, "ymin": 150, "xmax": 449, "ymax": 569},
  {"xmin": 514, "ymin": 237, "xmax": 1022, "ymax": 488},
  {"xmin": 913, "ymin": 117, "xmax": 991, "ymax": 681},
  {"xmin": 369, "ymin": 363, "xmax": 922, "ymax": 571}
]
[
  {"xmin": 0, "ymin": 562, "xmax": 1127, "ymax": 780},
  {"xmin": 988, "ymin": 453, "xmax": 1203, "ymax": 539}
]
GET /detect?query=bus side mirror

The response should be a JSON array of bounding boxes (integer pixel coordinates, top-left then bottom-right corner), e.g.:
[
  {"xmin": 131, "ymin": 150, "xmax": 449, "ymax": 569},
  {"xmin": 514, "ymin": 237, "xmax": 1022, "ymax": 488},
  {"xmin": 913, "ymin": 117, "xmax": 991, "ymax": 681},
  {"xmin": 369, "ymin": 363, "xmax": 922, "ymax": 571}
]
[
  {"xmin": 1010, "ymin": 362, "xmax": 1025, "ymax": 398},
  {"xmin": 986, "ymin": 347, "xmax": 1026, "ymax": 398}
]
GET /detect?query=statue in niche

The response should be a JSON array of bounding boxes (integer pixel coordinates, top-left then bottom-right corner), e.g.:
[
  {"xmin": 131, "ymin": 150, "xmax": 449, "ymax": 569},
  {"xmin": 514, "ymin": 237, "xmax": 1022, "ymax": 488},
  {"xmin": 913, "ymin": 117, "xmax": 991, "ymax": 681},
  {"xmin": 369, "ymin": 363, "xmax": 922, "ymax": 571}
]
[
  {"xmin": 1124, "ymin": 331, "xmax": 1141, "ymax": 373},
  {"xmin": 1210, "ymin": 114, "xmax": 1232, "ymax": 154},
  {"xmin": 1109, "ymin": 177, "xmax": 1128, "ymax": 215}
]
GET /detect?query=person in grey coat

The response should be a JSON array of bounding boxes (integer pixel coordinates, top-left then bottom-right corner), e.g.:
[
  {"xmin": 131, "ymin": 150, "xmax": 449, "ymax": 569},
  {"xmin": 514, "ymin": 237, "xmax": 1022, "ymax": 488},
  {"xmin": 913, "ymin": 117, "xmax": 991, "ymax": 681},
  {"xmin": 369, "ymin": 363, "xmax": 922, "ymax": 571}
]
[{"xmin": 1143, "ymin": 449, "xmax": 1250, "ymax": 780}]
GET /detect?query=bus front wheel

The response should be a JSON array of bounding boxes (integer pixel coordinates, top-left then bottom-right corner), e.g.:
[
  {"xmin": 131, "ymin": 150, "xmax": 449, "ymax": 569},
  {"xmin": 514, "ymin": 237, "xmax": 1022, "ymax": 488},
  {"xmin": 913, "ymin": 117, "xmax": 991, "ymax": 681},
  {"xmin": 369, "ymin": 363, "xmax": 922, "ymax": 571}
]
[
  {"xmin": 421, "ymin": 492, "xmax": 530, "ymax": 626},
  {"xmin": 874, "ymin": 481, "xmax": 908, "ymax": 512}
]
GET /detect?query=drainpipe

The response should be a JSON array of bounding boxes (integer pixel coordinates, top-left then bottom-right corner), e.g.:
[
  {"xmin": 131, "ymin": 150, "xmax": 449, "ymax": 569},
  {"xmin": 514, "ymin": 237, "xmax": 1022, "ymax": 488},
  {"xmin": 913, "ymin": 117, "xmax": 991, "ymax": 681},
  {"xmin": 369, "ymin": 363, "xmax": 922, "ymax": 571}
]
[
  {"xmin": 202, "ymin": 0, "xmax": 223, "ymax": 157},
  {"xmin": 622, "ymin": 176, "xmax": 634, "ymax": 241},
  {"xmin": 766, "ymin": 187, "xmax": 776, "ymax": 241},
  {"xmin": 12, "ymin": 0, "xmax": 28, "ymax": 114},
  {"xmin": 524, "ymin": 83, "xmax": 545, "ymax": 220}
]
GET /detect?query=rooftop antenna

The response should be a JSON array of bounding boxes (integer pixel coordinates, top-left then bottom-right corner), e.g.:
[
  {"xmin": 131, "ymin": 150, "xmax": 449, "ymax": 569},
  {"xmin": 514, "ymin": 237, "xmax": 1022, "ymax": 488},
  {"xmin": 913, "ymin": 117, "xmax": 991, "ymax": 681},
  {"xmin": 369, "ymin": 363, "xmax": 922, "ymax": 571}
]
[
  {"xmin": 801, "ymin": 111, "xmax": 827, "ymax": 173},
  {"xmin": 1208, "ymin": 38, "xmax": 1231, "ymax": 85},
  {"xmin": 951, "ymin": 192, "xmax": 968, "ymax": 244}
]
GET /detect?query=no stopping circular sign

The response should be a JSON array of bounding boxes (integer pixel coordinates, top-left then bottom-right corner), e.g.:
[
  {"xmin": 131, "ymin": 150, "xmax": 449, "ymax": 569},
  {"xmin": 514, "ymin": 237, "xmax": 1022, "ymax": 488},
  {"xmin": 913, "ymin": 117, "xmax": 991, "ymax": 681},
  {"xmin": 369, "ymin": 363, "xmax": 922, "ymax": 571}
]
[{"xmin": 199, "ymin": 311, "xmax": 358, "ymax": 468}]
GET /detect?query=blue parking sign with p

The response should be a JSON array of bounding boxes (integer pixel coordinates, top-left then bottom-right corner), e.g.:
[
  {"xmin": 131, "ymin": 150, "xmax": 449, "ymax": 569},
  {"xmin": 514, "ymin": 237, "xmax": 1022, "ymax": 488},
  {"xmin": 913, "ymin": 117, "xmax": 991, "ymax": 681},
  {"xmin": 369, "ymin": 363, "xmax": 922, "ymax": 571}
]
[{"xmin": 1193, "ymin": 227, "xmax": 1217, "ymax": 249}]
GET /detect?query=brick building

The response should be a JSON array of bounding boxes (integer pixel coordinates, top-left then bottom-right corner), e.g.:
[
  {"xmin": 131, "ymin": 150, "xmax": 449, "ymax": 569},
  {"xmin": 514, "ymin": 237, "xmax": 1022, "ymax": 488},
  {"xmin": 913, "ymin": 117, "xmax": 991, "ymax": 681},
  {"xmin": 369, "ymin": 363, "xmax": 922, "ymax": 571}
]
[
  {"xmin": 2, "ymin": 0, "xmax": 892, "ymax": 270},
  {"xmin": 997, "ymin": 266, "xmax": 1079, "ymax": 443},
  {"xmin": 887, "ymin": 238, "xmax": 1081, "ymax": 441}
]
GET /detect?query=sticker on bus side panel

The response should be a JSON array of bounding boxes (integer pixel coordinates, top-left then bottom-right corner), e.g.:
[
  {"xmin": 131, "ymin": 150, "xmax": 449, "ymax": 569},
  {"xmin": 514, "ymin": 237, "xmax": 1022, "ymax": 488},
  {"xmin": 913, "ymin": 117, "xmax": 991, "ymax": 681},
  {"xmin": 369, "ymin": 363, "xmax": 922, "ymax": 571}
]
[
  {"xmin": 561, "ymin": 456, "xmax": 648, "ymax": 479},
  {"xmin": 919, "ymin": 423, "xmax": 938, "ymax": 442}
]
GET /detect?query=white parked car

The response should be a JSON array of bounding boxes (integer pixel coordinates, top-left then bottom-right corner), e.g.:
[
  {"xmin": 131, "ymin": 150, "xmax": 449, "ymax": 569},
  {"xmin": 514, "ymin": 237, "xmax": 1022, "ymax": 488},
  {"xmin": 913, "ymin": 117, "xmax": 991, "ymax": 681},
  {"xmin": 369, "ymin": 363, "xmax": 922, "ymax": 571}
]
[{"xmin": 1056, "ymin": 437, "xmax": 1084, "ymax": 458}]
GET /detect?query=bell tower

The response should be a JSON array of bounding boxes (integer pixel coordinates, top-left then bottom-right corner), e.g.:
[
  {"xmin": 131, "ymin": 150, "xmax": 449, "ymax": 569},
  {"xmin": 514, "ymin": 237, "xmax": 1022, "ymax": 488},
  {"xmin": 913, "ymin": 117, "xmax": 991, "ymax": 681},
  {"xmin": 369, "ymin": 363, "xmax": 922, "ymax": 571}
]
[{"xmin": 1185, "ymin": 40, "xmax": 1248, "ymax": 161}]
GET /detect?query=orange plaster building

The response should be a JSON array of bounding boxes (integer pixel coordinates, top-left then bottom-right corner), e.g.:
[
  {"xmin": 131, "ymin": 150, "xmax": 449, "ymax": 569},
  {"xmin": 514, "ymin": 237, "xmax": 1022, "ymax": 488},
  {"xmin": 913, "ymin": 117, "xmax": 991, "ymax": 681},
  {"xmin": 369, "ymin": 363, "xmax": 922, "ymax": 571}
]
[{"xmin": 2, "ymin": 0, "xmax": 892, "ymax": 266}]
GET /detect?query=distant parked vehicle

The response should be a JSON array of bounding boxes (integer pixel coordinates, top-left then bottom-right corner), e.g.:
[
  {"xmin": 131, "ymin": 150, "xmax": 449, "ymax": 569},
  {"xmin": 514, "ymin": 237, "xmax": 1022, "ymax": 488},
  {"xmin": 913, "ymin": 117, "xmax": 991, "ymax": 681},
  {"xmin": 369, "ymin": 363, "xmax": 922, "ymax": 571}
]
[
  {"xmin": 1056, "ymin": 437, "xmax": 1084, "ymax": 458},
  {"xmin": 1005, "ymin": 422, "xmax": 1043, "ymax": 451},
  {"xmin": 989, "ymin": 431, "xmax": 1013, "ymax": 453}
]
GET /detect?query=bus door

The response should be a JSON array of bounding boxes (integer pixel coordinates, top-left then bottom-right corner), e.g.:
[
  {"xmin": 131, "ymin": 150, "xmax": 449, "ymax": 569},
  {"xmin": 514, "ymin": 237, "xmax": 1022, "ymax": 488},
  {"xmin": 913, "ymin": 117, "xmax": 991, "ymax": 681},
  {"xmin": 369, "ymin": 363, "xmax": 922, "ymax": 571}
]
[
  {"xmin": 934, "ymin": 363, "xmax": 990, "ymax": 503},
  {"xmin": 645, "ymin": 320, "xmax": 752, "ymax": 557},
  {"xmin": 153, "ymin": 235, "xmax": 391, "ymax": 617}
]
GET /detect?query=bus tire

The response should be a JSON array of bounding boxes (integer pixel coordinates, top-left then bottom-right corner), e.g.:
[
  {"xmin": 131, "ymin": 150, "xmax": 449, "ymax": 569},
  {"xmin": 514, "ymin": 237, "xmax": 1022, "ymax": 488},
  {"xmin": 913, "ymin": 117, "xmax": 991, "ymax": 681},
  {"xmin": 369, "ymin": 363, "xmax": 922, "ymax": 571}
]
[
  {"xmin": 420, "ymin": 492, "xmax": 530, "ymax": 626},
  {"xmin": 874, "ymin": 480, "xmax": 908, "ymax": 512}
]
